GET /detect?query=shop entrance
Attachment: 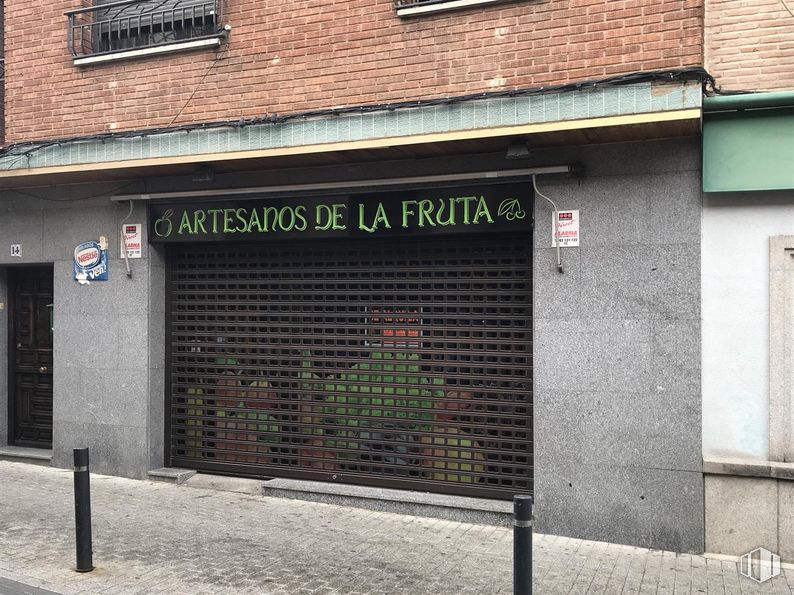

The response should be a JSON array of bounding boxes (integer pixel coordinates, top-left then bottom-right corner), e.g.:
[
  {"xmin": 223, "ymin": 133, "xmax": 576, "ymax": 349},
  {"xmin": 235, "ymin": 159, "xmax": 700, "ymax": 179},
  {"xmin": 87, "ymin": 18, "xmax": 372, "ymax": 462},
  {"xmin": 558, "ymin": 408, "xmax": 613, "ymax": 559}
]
[
  {"xmin": 8, "ymin": 266, "xmax": 54, "ymax": 448},
  {"xmin": 166, "ymin": 235, "xmax": 532, "ymax": 499}
]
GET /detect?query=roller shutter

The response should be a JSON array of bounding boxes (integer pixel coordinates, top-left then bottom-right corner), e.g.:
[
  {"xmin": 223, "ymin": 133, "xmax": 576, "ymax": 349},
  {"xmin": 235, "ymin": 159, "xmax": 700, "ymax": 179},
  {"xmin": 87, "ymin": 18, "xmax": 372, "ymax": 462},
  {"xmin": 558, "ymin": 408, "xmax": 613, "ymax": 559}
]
[{"xmin": 166, "ymin": 234, "xmax": 532, "ymax": 499}]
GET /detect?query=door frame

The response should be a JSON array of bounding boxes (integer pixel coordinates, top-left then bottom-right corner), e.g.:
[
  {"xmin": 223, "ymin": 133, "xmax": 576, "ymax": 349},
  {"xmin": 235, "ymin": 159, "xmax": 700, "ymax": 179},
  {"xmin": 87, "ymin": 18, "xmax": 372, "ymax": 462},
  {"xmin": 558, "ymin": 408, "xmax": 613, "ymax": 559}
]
[{"xmin": 7, "ymin": 264, "xmax": 55, "ymax": 448}]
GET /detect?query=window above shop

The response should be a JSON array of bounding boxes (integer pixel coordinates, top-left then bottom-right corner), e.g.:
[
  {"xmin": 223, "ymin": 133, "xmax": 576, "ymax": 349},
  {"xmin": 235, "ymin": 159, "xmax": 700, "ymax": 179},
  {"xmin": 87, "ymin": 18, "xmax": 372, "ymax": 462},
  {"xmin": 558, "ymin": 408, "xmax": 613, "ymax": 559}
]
[
  {"xmin": 66, "ymin": 0, "xmax": 225, "ymax": 66},
  {"xmin": 395, "ymin": 0, "xmax": 518, "ymax": 17}
]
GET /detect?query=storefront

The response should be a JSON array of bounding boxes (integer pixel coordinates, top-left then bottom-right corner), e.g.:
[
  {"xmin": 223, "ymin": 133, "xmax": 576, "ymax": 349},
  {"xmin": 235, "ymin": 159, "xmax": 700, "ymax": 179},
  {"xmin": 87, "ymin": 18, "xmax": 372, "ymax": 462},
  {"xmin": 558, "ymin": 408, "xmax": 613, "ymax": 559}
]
[
  {"xmin": 153, "ymin": 183, "xmax": 533, "ymax": 498},
  {"xmin": 0, "ymin": 82, "xmax": 707, "ymax": 551}
]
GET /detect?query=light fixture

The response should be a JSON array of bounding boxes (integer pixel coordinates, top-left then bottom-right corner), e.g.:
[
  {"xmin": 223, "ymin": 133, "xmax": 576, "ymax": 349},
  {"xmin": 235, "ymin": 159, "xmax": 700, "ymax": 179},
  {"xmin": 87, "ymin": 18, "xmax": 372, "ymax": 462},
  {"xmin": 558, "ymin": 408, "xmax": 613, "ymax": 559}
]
[
  {"xmin": 192, "ymin": 165, "xmax": 215, "ymax": 183},
  {"xmin": 111, "ymin": 165, "xmax": 576, "ymax": 201},
  {"xmin": 505, "ymin": 139, "xmax": 531, "ymax": 160}
]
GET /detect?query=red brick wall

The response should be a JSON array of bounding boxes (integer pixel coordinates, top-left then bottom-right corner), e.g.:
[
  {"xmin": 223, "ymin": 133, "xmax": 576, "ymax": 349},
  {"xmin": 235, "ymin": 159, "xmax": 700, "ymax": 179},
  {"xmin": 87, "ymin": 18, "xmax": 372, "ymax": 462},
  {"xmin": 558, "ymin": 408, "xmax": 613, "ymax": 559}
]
[
  {"xmin": 0, "ymin": 0, "xmax": 5, "ymax": 145},
  {"xmin": 706, "ymin": 0, "xmax": 794, "ymax": 91},
  {"xmin": 5, "ymin": 0, "xmax": 703, "ymax": 143}
]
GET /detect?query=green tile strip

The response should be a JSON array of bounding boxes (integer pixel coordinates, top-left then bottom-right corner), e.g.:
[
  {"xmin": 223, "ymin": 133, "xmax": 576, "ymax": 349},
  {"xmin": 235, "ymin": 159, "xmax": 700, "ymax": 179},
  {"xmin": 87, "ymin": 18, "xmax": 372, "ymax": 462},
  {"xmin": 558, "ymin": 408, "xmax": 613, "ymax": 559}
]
[{"xmin": 1, "ymin": 81, "xmax": 701, "ymax": 172}]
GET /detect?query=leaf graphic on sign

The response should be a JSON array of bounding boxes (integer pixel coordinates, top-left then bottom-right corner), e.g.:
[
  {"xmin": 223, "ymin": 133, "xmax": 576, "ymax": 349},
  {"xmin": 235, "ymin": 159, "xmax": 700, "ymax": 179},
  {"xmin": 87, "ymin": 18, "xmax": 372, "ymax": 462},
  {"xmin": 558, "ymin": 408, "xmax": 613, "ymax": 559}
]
[{"xmin": 498, "ymin": 198, "xmax": 526, "ymax": 221}]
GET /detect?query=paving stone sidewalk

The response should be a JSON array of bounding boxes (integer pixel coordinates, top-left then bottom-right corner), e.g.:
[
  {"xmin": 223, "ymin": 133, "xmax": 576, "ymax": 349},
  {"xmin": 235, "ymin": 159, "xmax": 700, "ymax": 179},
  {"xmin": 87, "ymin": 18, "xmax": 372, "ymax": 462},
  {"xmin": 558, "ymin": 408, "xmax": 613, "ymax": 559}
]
[{"xmin": 0, "ymin": 461, "xmax": 792, "ymax": 595}]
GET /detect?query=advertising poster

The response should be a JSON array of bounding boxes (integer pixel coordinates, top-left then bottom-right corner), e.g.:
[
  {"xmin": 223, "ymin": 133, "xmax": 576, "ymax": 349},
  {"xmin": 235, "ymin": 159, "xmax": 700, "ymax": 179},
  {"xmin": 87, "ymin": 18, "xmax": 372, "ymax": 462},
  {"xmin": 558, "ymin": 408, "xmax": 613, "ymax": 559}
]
[{"xmin": 74, "ymin": 240, "xmax": 108, "ymax": 283}]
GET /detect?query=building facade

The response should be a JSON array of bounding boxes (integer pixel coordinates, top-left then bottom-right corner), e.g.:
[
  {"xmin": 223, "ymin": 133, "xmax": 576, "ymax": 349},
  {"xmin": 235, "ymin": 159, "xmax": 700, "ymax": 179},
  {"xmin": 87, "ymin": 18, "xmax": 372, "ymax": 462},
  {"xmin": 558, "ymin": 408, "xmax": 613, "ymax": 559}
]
[
  {"xmin": 702, "ymin": 0, "xmax": 794, "ymax": 560},
  {"xmin": 1, "ymin": 0, "xmax": 707, "ymax": 552}
]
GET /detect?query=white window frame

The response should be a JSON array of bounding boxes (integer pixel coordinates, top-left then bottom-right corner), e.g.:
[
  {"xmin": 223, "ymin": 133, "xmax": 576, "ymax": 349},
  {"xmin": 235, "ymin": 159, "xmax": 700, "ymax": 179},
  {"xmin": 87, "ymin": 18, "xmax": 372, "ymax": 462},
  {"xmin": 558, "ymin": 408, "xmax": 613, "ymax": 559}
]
[{"xmin": 396, "ymin": 0, "xmax": 517, "ymax": 18}]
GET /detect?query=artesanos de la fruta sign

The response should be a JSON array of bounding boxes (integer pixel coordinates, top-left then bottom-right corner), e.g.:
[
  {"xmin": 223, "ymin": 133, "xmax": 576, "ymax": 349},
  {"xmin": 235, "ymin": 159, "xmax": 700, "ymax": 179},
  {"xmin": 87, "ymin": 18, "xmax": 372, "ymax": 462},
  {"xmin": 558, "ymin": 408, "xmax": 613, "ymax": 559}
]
[{"xmin": 148, "ymin": 183, "xmax": 530, "ymax": 242}]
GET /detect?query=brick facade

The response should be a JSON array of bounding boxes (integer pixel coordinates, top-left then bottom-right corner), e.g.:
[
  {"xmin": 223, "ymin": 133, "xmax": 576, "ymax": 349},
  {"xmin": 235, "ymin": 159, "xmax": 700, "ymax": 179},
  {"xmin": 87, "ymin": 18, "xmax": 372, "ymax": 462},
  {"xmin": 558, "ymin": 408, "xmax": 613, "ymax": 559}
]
[
  {"xmin": 5, "ymin": 0, "xmax": 703, "ymax": 144},
  {"xmin": 0, "ymin": 1, "xmax": 5, "ymax": 145},
  {"xmin": 706, "ymin": 0, "xmax": 794, "ymax": 91}
]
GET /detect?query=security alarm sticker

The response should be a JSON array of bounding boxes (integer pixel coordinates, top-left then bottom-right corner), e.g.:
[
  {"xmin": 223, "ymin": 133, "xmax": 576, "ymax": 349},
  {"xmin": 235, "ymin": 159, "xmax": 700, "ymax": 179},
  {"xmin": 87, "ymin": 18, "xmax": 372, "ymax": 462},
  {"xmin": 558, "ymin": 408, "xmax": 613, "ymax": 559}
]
[
  {"xmin": 73, "ymin": 240, "xmax": 108, "ymax": 283},
  {"xmin": 120, "ymin": 223, "xmax": 142, "ymax": 259},
  {"xmin": 552, "ymin": 210, "xmax": 580, "ymax": 247}
]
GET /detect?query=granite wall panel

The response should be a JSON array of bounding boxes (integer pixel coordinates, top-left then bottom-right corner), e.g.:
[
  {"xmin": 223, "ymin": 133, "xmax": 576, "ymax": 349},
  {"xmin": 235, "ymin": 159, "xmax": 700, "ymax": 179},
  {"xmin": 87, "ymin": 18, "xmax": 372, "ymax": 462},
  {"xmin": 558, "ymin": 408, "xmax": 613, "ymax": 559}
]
[
  {"xmin": 0, "ymin": 194, "xmax": 156, "ymax": 478},
  {"xmin": 533, "ymin": 138, "xmax": 704, "ymax": 552},
  {"xmin": 0, "ymin": 270, "xmax": 7, "ymax": 445}
]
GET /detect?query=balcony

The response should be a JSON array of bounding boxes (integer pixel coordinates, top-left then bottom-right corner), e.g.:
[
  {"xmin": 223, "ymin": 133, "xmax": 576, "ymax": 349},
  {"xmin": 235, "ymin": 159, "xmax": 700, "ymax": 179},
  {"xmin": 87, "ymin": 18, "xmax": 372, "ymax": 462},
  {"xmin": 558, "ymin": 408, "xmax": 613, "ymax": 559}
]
[
  {"xmin": 395, "ymin": 0, "xmax": 518, "ymax": 17},
  {"xmin": 66, "ymin": 0, "xmax": 224, "ymax": 66}
]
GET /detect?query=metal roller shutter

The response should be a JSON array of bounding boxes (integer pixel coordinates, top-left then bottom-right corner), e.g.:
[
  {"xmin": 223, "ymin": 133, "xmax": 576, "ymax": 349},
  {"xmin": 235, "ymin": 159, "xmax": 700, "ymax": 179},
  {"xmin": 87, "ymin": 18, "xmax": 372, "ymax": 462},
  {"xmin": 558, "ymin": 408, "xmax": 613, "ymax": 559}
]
[{"xmin": 166, "ymin": 234, "xmax": 532, "ymax": 499}]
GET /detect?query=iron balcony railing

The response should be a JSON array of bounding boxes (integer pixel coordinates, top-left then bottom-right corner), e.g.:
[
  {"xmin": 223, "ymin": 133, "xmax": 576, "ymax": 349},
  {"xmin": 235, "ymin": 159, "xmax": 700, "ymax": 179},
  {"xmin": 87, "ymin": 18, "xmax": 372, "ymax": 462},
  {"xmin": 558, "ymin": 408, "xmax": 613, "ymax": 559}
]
[{"xmin": 66, "ymin": 0, "xmax": 221, "ymax": 58}]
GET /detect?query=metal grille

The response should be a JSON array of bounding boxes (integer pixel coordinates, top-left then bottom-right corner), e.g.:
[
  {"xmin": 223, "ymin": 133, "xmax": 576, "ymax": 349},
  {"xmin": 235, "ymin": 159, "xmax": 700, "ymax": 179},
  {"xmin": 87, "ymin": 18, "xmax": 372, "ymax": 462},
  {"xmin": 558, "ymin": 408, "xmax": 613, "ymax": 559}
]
[
  {"xmin": 67, "ymin": 0, "xmax": 220, "ymax": 58},
  {"xmin": 167, "ymin": 235, "xmax": 532, "ymax": 499}
]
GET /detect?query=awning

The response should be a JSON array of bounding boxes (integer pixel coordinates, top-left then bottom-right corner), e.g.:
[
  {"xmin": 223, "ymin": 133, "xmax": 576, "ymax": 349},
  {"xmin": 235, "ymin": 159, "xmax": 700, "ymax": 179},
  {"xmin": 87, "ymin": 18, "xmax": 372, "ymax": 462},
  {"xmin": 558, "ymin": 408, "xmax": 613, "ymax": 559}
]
[{"xmin": 703, "ymin": 92, "xmax": 794, "ymax": 192}]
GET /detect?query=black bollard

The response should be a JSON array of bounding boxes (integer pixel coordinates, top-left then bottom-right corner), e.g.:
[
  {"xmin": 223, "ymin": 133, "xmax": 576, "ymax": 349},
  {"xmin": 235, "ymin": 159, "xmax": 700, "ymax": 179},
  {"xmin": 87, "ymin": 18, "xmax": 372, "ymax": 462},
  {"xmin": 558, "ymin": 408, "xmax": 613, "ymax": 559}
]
[
  {"xmin": 513, "ymin": 494, "xmax": 533, "ymax": 595},
  {"xmin": 73, "ymin": 448, "xmax": 94, "ymax": 572}
]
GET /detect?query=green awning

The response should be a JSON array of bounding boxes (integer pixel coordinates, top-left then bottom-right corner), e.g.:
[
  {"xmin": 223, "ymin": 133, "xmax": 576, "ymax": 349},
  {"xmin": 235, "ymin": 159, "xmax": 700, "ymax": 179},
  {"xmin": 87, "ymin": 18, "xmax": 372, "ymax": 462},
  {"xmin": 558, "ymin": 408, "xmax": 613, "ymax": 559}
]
[{"xmin": 703, "ymin": 93, "xmax": 794, "ymax": 192}]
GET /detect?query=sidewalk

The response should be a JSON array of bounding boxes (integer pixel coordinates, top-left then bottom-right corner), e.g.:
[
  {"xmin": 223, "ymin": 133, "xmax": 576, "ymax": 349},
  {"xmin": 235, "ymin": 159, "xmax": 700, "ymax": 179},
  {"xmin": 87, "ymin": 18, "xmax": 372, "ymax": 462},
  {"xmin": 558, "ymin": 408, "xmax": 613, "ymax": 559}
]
[{"xmin": 1, "ymin": 461, "xmax": 791, "ymax": 595}]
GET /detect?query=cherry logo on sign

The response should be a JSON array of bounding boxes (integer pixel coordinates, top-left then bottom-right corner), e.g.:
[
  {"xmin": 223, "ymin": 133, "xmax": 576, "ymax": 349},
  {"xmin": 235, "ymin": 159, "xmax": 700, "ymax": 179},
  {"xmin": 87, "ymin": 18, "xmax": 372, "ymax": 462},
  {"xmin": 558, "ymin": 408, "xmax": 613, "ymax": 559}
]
[{"xmin": 497, "ymin": 198, "xmax": 526, "ymax": 221}]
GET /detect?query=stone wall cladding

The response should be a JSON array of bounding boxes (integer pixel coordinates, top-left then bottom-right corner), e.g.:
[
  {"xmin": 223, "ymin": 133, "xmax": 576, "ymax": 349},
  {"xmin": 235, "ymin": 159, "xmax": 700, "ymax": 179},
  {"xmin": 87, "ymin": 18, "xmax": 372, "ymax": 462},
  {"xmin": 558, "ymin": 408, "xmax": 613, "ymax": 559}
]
[
  {"xmin": 706, "ymin": 0, "xmax": 794, "ymax": 91},
  {"xmin": 533, "ymin": 137, "xmax": 704, "ymax": 552},
  {"xmin": 0, "ymin": 270, "xmax": 7, "ymax": 446},
  {"xmin": 5, "ymin": 0, "xmax": 703, "ymax": 143},
  {"xmin": 0, "ymin": 191, "xmax": 158, "ymax": 478}
]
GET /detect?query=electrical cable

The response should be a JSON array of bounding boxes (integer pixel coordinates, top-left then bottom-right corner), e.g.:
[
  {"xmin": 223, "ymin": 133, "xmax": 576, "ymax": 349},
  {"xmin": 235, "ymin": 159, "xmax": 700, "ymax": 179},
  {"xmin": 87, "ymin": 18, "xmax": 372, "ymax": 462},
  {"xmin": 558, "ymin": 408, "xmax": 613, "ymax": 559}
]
[
  {"xmin": 532, "ymin": 175, "xmax": 563, "ymax": 274},
  {"xmin": 167, "ymin": 44, "xmax": 229, "ymax": 128},
  {"xmin": 780, "ymin": 0, "xmax": 794, "ymax": 18},
  {"xmin": 119, "ymin": 199, "xmax": 134, "ymax": 278},
  {"xmin": 6, "ymin": 180, "xmax": 141, "ymax": 202},
  {"xmin": 0, "ymin": 67, "xmax": 718, "ymax": 163}
]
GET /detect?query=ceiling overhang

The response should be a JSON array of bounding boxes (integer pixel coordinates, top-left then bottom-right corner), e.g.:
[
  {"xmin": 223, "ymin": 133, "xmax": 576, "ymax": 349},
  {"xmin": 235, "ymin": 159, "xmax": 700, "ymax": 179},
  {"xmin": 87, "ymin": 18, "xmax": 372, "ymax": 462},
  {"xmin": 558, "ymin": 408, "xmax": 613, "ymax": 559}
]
[{"xmin": 0, "ymin": 80, "xmax": 702, "ymax": 189}]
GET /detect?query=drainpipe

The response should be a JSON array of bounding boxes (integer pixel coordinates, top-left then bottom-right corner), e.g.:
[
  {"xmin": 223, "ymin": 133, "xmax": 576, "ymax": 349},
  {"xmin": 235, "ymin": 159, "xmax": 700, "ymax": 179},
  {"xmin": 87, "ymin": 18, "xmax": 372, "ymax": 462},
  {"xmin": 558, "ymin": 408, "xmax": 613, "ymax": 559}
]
[
  {"xmin": 120, "ymin": 200, "xmax": 134, "ymax": 278},
  {"xmin": 532, "ymin": 175, "xmax": 564, "ymax": 274}
]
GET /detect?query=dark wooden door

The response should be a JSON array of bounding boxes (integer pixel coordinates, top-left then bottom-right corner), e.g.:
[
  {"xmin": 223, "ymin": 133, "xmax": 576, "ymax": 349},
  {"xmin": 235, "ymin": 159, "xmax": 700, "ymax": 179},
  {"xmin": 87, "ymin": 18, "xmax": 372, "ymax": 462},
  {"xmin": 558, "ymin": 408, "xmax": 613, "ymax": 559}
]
[{"xmin": 9, "ymin": 267, "xmax": 54, "ymax": 448}]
